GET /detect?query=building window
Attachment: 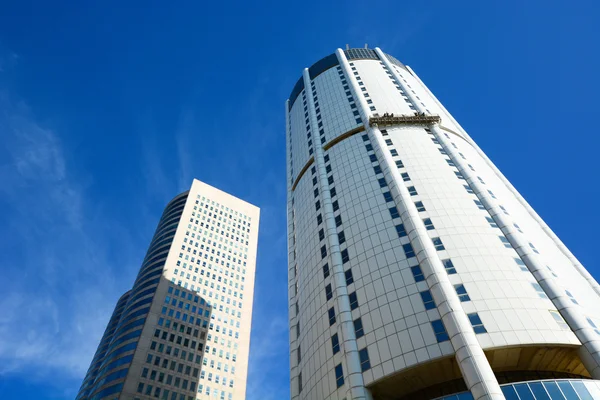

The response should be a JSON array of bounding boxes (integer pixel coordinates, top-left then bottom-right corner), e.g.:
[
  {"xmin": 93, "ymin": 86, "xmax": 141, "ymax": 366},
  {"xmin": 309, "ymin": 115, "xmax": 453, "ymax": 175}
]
[
  {"xmin": 319, "ymin": 229, "xmax": 325, "ymax": 241},
  {"xmin": 325, "ymin": 284, "xmax": 333, "ymax": 301},
  {"xmin": 390, "ymin": 149, "xmax": 398, "ymax": 156},
  {"xmin": 317, "ymin": 214, "xmax": 323, "ymax": 225},
  {"xmin": 550, "ymin": 310, "xmax": 569, "ymax": 330},
  {"xmin": 420, "ymin": 290, "xmax": 436, "ymax": 310},
  {"xmin": 332, "ymin": 200, "xmax": 339, "ymax": 211},
  {"xmin": 468, "ymin": 313, "xmax": 487, "ymax": 334},
  {"xmin": 338, "ymin": 231, "xmax": 346, "ymax": 244},
  {"xmin": 335, "ymin": 215, "xmax": 342, "ymax": 227},
  {"xmin": 464, "ymin": 184, "xmax": 474, "ymax": 194},
  {"xmin": 321, "ymin": 245, "xmax": 327, "ymax": 259},
  {"xmin": 515, "ymin": 258, "xmax": 528, "ymax": 271},
  {"xmin": 331, "ymin": 333, "xmax": 340, "ymax": 354},
  {"xmin": 499, "ymin": 236, "xmax": 511, "ymax": 248},
  {"xmin": 454, "ymin": 171, "xmax": 465, "ymax": 180},
  {"xmin": 403, "ymin": 243, "xmax": 415, "ymax": 258},
  {"xmin": 474, "ymin": 200, "xmax": 485, "ymax": 210},
  {"xmin": 395, "ymin": 160, "xmax": 404, "ymax": 168},
  {"xmin": 297, "ymin": 346, "xmax": 301, "ymax": 364},
  {"xmin": 401, "ymin": 172, "xmax": 410, "ymax": 181},
  {"xmin": 442, "ymin": 259, "xmax": 456, "ymax": 274},
  {"xmin": 335, "ymin": 364, "xmax": 344, "ymax": 388},
  {"xmin": 531, "ymin": 283, "xmax": 548, "ymax": 299},
  {"xmin": 341, "ymin": 249, "xmax": 350, "ymax": 264},
  {"xmin": 345, "ymin": 269, "xmax": 354, "ymax": 285},
  {"xmin": 298, "ymin": 372, "xmax": 302, "ymax": 393},
  {"xmin": 383, "ymin": 191, "xmax": 393, "ymax": 202},
  {"xmin": 328, "ymin": 307, "xmax": 336, "ymax": 326},
  {"xmin": 354, "ymin": 318, "xmax": 364, "ymax": 338},
  {"xmin": 410, "ymin": 265, "xmax": 425, "ymax": 282},
  {"xmin": 446, "ymin": 159, "xmax": 456, "ymax": 167},
  {"xmin": 486, "ymin": 216, "xmax": 498, "ymax": 228},
  {"xmin": 423, "ymin": 218, "xmax": 435, "ymax": 230},
  {"xmin": 378, "ymin": 178, "xmax": 387, "ymax": 188},
  {"xmin": 315, "ymin": 201, "xmax": 321, "ymax": 211},
  {"xmin": 431, "ymin": 319, "xmax": 449, "ymax": 342},
  {"xmin": 323, "ymin": 263, "xmax": 330, "ymax": 278},
  {"xmin": 432, "ymin": 237, "xmax": 445, "ymax": 251},
  {"xmin": 349, "ymin": 291, "xmax": 359, "ymax": 310},
  {"xmin": 389, "ymin": 207, "xmax": 400, "ymax": 219},
  {"xmin": 454, "ymin": 284, "xmax": 470, "ymax": 302},
  {"xmin": 414, "ymin": 201, "xmax": 426, "ymax": 212},
  {"xmin": 408, "ymin": 186, "xmax": 418, "ymax": 196},
  {"xmin": 566, "ymin": 290, "xmax": 578, "ymax": 305},
  {"xmin": 359, "ymin": 348, "xmax": 371, "ymax": 371},
  {"xmin": 396, "ymin": 224, "xmax": 407, "ymax": 237},
  {"xmin": 373, "ymin": 165, "xmax": 382, "ymax": 174},
  {"xmin": 529, "ymin": 243, "xmax": 539, "ymax": 254}
]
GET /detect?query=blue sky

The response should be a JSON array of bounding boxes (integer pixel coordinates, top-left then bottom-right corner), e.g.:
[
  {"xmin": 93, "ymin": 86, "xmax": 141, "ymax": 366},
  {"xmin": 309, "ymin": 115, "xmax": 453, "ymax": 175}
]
[{"xmin": 0, "ymin": 1, "xmax": 598, "ymax": 399}]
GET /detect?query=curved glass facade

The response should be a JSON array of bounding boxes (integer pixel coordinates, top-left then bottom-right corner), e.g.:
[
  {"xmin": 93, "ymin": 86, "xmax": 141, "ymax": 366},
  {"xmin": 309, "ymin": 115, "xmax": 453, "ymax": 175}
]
[
  {"xmin": 76, "ymin": 191, "xmax": 188, "ymax": 400},
  {"xmin": 435, "ymin": 379, "xmax": 600, "ymax": 400}
]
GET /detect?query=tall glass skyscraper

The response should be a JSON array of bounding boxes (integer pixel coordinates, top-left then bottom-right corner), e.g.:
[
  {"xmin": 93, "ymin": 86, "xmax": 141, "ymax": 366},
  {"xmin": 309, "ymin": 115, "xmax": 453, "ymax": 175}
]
[
  {"xmin": 77, "ymin": 179, "xmax": 259, "ymax": 400},
  {"xmin": 286, "ymin": 47, "xmax": 600, "ymax": 400}
]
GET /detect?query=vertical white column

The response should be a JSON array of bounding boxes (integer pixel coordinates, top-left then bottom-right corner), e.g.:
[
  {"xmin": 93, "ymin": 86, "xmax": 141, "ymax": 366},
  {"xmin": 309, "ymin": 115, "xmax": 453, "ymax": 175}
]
[
  {"xmin": 302, "ymin": 69, "xmax": 369, "ymax": 400},
  {"xmin": 347, "ymin": 48, "xmax": 504, "ymax": 400},
  {"xmin": 286, "ymin": 100, "xmax": 301, "ymax": 399},
  {"xmin": 405, "ymin": 65, "xmax": 600, "ymax": 299},
  {"xmin": 377, "ymin": 49, "xmax": 600, "ymax": 379}
]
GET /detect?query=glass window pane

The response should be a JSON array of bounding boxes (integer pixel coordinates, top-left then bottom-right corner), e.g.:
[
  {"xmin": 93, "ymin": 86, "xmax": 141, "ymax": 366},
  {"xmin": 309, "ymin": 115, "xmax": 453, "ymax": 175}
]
[
  {"xmin": 501, "ymin": 385, "xmax": 520, "ymax": 400},
  {"xmin": 557, "ymin": 381, "xmax": 580, "ymax": 400},
  {"xmin": 542, "ymin": 381, "xmax": 566, "ymax": 399},
  {"xmin": 514, "ymin": 384, "xmax": 535, "ymax": 400},
  {"xmin": 529, "ymin": 382, "xmax": 551, "ymax": 400},
  {"xmin": 456, "ymin": 392, "xmax": 474, "ymax": 400},
  {"xmin": 572, "ymin": 381, "xmax": 594, "ymax": 400}
]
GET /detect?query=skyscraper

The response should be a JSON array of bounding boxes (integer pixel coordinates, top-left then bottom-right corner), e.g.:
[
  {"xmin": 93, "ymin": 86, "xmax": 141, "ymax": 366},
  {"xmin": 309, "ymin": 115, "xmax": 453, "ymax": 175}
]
[
  {"xmin": 77, "ymin": 179, "xmax": 259, "ymax": 400},
  {"xmin": 286, "ymin": 47, "xmax": 600, "ymax": 400}
]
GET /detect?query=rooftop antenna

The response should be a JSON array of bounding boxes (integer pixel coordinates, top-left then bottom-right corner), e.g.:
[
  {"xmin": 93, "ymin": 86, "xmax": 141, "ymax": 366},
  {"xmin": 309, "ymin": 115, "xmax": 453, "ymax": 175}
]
[
  {"xmin": 346, "ymin": 44, "xmax": 350, "ymax": 50},
  {"xmin": 365, "ymin": 43, "xmax": 368, "ymax": 48}
]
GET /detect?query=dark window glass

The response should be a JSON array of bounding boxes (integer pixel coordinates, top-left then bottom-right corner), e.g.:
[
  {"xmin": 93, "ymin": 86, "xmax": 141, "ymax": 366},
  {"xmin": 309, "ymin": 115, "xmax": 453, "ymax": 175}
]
[
  {"xmin": 442, "ymin": 259, "xmax": 456, "ymax": 274},
  {"xmin": 331, "ymin": 334, "xmax": 340, "ymax": 354},
  {"xmin": 341, "ymin": 249, "xmax": 349, "ymax": 264},
  {"xmin": 395, "ymin": 159, "xmax": 404, "ymax": 168},
  {"xmin": 468, "ymin": 313, "xmax": 487, "ymax": 334},
  {"xmin": 455, "ymin": 284, "xmax": 470, "ymax": 302},
  {"xmin": 319, "ymin": 229, "xmax": 324, "ymax": 241},
  {"xmin": 328, "ymin": 307, "xmax": 336, "ymax": 326},
  {"xmin": 369, "ymin": 154, "xmax": 377, "ymax": 162},
  {"xmin": 423, "ymin": 218, "xmax": 434, "ymax": 230},
  {"xmin": 349, "ymin": 292, "xmax": 358, "ymax": 310},
  {"xmin": 432, "ymin": 237, "xmax": 445, "ymax": 250},
  {"xmin": 354, "ymin": 318, "xmax": 364, "ymax": 338},
  {"xmin": 414, "ymin": 201, "xmax": 426, "ymax": 212},
  {"xmin": 323, "ymin": 263, "xmax": 330, "ymax": 278},
  {"xmin": 383, "ymin": 192, "xmax": 393, "ymax": 202},
  {"xmin": 345, "ymin": 269, "xmax": 354, "ymax": 285},
  {"xmin": 390, "ymin": 149, "xmax": 398, "ymax": 156},
  {"xmin": 403, "ymin": 243, "xmax": 415, "ymax": 258},
  {"xmin": 320, "ymin": 245, "xmax": 327, "ymax": 259},
  {"xmin": 420, "ymin": 290, "xmax": 436, "ymax": 310},
  {"xmin": 378, "ymin": 178, "xmax": 387, "ymax": 188},
  {"xmin": 389, "ymin": 207, "xmax": 400, "ymax": 219},
  {"xmin": 396, "ymin": 224, "xmax": 407, "ymax": 237},
  {"xmin": 317, "ymin": 214, "xmax": 323, "ymax": 225},
  {"xmin": 338, "ymin": 231, "xmax": 345, "ymax": 244},
  {"xmin": 373, "ymin": 165, "xmax": 382, "ymax": 174},
  {"xmin": 335, "ymin": 364, "xmax": 344, "ymax": 388},
  {"xmin": 411, "ymin": 265, "xmax": 425, "ymax": 282},
  {"xmin": 325, "ymin": 284, "xmax": 333, "ymax": 301},
  {"xmin": 408, "ymin": 186, "xmax": 418, "ymax": 196},
  {"xmin": 335, "ymin": 215, "xmax": 342, "ymax": 227},
  {"xmin": 431, "ymin": 319, "xmax": 449, "ymax": 342},
  {"xmin": 359, "ymin": 348, "xmax": 371, "ymax": 371}
]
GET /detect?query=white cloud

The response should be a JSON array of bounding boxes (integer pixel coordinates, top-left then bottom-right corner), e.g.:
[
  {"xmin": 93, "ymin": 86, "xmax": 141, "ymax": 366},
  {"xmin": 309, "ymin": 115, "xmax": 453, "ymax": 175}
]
[{"xmin": 0, "ymin": 93, "xmax": 136, "ymax": 392}]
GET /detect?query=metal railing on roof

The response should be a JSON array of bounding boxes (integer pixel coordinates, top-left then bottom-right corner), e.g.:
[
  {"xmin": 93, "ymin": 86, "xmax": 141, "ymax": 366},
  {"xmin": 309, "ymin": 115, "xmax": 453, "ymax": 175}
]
[{"xmin": 369, "ymin": 112, "xmax": 441, "ymax": 127}]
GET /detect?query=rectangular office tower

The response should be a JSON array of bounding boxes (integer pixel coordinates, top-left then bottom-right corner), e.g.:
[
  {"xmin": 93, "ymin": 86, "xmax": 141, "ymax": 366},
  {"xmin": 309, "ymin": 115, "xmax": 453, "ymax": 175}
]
[
  {"xmin": 77, "ymin": 179, "xmax": 260, "ymax": 400},
  {"xmin": 286, "ymin": 47, "xmax": 600, "ymax": 400}
]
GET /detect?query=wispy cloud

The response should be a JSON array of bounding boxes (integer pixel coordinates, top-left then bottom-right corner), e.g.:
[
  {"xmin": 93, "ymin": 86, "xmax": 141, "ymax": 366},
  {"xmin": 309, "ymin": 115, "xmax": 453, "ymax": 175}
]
[{"xmin": 0, "ymin": 91, "xmax": 137, "ymax": 395}]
